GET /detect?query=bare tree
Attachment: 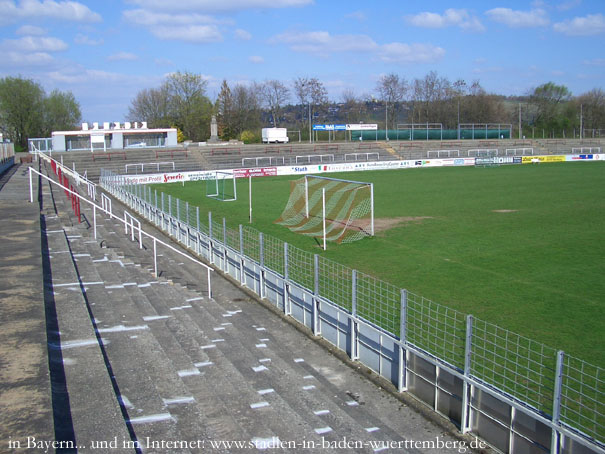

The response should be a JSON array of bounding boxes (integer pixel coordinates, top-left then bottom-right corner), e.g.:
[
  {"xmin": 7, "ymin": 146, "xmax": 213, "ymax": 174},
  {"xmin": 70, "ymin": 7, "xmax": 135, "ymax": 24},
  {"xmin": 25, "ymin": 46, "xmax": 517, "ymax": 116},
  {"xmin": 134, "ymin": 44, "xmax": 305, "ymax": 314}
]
[
  {"xmin": 260, "ymin": 80, "xmax": 290, "ymax": 127},
  {"xmin": 375, "ymin": 73, "xmax": 407, "ymax": 129},
  {"xmin": 576, "ymin": 88, "xmax": 605, "ymax": 133},
  {"xmin": 293, "ymin": 77, "xmax": 328, "ymax": 136},
  {"xmin": 128, "ymin": 86, "xmax": 172, "ymax": 128}
]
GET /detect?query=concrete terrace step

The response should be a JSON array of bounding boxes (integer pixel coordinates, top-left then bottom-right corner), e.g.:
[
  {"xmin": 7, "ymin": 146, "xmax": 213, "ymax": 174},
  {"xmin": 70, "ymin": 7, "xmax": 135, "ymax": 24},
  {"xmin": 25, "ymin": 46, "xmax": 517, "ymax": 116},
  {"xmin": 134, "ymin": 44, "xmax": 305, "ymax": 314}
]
[{"xmin": 41, "ymin": 173, "xmax": 133, "ymax": 451}]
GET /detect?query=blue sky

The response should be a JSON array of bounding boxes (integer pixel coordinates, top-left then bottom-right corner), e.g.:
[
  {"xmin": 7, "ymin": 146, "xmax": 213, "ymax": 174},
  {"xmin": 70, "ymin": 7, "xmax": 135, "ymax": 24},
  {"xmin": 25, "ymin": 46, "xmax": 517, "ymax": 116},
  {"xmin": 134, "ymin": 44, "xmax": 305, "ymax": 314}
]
[{"xmin": 1, "ymin": 0, "xmax": 604, "ymax": 122}]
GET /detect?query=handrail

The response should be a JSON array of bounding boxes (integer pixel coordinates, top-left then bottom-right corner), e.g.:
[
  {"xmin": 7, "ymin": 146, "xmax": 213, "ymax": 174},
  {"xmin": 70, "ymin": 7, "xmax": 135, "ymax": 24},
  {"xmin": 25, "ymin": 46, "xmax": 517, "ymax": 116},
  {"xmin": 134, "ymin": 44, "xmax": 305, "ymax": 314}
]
[{"xmin": 29, "ymin": 166, "xmax": 213, "ymax": 297}]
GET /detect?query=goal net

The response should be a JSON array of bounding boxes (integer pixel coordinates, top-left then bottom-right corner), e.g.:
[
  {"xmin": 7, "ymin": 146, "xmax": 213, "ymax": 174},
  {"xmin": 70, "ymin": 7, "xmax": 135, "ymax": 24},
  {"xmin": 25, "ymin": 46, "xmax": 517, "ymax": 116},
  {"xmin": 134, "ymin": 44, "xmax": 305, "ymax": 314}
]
[
  {"xmin": 206, "ymin": 171, "xmax": 237, "ymax": 201},
  {"xmin": 275, "ymin": 175, "xmax": 374, "ymax": 244}
]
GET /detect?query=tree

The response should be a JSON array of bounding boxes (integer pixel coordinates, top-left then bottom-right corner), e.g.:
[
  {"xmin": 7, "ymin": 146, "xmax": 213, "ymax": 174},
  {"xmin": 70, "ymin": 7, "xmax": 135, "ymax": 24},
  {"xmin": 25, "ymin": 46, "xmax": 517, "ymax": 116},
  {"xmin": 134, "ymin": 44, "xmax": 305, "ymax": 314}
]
[
  {"xmin": 293, "ymin": 77, "xmax": 328, "ymax": 135},
  {"xmin": 375, "ymin": 73, "xmax": 407, "ymax": 130},
  {"xmin": 43, "ymin": 90, "xmax": 81, "ymax": 135},
  {"xmin": 260, "ymin": 80, "xmax": 290, "ymax": 127},
  {"xmin": 164, "ymin": 71, "xmax": 212, "ymax": 141},
  {"xmin": 231, "ymin": 84, "xmax": 261, "ymax": 137},
  {"xmin": 576, "ymin": 88, "xmax": 605, "ymax": 134},
  {"xmin": 529, "ymin": 82, "xmax": 572, "ymax": 131},
  {"xmin": 215, "ymin": 80, "xmax": 234, "ymax": 139},
  {"xmin": 0, "ymin": 76, "xmax": 45, "ymax": 151},
  {"xmin": 127, "ymin": 87, "xmax": 172, "ymax": 128}
]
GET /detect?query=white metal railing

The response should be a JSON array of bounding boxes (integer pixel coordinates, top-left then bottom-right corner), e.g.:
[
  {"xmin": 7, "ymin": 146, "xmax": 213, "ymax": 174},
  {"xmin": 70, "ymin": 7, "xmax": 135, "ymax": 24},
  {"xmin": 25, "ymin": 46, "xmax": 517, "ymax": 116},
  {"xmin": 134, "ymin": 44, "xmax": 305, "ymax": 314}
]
[
  {"xmin": 28, "ymin": 166, "xmax": 213, "ymax": 296},
  {"xmin": 505, "ymin": 148, "xmax": 534, "ymax": 156},
  {"xmin": 125, "ymin": 162, "xmax": 176, "ymax": 174},
  {"xmin": 427, "ymin": 149, "xmax": 460, "ymax": 158},
  {"xmin": 572, "ymin": 147, "xmax": 601, "ymax": 154},
  {"xmin": 466, "ymin": 148, "xmax": 498, "ymax": 157},
  {"xmin": 344, "ymin": 152, "xmax": 380, "ymax": 162},
  {"xmin": 124, "ymin": 210, "xmax": 142, "ymax": 249},
  {"xmin": 101, "ymin": 193, "xmax": 112, "ymax": 216},
  {"xmin": 241, "ymin": 156, "xmax": 285, "ymax": 167},
  {"xmin": 37, "ymin": 152, "xmax": 97, "ymax": 201},
  {"xmin": 295, "ymin": 154, "xmax": 334, "ymax": 164}
]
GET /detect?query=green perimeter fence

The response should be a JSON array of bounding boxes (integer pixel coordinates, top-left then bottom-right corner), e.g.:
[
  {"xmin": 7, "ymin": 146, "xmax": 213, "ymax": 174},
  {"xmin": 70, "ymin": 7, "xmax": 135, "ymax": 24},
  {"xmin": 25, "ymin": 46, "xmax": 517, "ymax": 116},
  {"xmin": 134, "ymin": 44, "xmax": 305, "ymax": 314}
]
[{"xmin": 101, "ymin": 169, "xmax": 604, "ymax": 449}]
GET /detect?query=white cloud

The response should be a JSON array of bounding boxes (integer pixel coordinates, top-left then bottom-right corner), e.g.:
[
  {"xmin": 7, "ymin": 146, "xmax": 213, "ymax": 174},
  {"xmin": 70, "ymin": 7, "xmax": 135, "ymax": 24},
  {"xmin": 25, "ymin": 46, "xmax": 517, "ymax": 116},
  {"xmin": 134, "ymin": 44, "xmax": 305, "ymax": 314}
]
[
  {"xmin": 249, "ymin": 55, "xmax": 264, "ymax": 63},
  {"xmin": 152, "ymin": 25, "xmax": 223, "ymax": 43},
  {"xmin": 74, "ymin": 33, "xmax": 103, "ymax": 46},
  {"xmin": 406, "ymin": 9, "xmax": 485, "ymax": 32},
  {"xmin": 345, "ymin": 11, "xmax": 366, "ymax": 22},
  {"xmin": 235, "ymin": 28, "xmax": 252, "ymax": 40},
  {"xmin": 16, "ymin": 25, "xmax": 46, "ymax": 35},
  {"xmin": 123, "ymin": 9, "xmax": 225, "ymax": 42},
  {"xmin": 3, "ymin": 51, "xmax": 54, "ymax": 66},
  {"xmin": 486, "ymin": 8, "xmax": 549, "ymax": 28},
  {"xmin": 553, "ymin": 14, "xmax": 605, "ymax": 35},
  {"xmin": 154, "ymin": 58, "xmax": 174, "ymax": 66},
  {"xmin": 2, "ymin": 36, "xmax": 68, "ymax": 52},
  {"xmin": 0, "ymin": 0, "xmax": 101, "ymax": 24},
  {"xmin": 107, "ymin": 52, "xmax": 138, "ymax": 61},
  {"xmin": 272, "ymin": 31, "xmax": 377, "ymax": 54},
  {"xmin": 582, "ymin": 58, "xmax": 605, "ymax": 66},
  {"xmin": 125, "ymin": 0, "xmax": 312, "ymax": 12},
  {"xmin": 379, "ymin": 42, "xmax": 445, "ymax": 64},
  {"xmin": 272, "ymin": 30, "xmax": 444, "ymax": 64},
  {"xmin": 123, "ymin": 9, "xmax": 226, "ymax": 26},
  {"xmin": 556, "ymin": 0, "xmax": 581, "ymax": 12}
]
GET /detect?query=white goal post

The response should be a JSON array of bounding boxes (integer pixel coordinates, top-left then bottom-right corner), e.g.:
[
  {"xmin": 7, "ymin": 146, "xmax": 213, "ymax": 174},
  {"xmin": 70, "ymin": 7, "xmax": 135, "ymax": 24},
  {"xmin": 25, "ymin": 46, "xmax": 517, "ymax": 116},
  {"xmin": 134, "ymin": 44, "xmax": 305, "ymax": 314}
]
[
  {"xmin": 276, "ymin": 175, "xmax": 374, "ymax": 247},
  {"xmin": 206, "ymin": 171, "xmax": 237, "ymax": 202}
]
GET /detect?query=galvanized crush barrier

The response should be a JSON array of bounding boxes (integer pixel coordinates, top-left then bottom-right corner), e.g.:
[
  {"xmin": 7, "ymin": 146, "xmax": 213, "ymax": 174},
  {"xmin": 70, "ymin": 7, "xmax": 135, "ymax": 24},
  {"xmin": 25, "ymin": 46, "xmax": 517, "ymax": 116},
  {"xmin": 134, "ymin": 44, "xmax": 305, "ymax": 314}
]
[{"xmin": 99, "ymin": 168, "xmax": 604, "ymax": 454}]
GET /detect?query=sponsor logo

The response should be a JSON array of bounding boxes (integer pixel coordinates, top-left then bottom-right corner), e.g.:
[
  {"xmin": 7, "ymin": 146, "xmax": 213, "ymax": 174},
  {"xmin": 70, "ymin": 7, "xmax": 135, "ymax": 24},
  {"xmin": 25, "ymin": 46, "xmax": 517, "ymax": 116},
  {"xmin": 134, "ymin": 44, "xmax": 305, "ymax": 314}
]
[
  {"xmin": 293, "ymin": 166, "xmax": 308, "ymax": 172},
  {"xmin": 454, "ymin": 158, "xmax": 465, "ymax": 166},
  {"xmin": 164, "ymin": 173, "xmax": 184, "ymax": 183}
]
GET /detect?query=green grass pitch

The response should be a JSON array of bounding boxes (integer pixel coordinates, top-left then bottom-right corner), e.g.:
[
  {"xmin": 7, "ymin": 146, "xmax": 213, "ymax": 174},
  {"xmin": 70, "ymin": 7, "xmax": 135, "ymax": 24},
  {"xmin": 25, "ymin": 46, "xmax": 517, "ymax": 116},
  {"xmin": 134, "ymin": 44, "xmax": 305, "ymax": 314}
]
[{"xmin": 151, "ymin": 162, "xmax": 605, "ymax": 365}]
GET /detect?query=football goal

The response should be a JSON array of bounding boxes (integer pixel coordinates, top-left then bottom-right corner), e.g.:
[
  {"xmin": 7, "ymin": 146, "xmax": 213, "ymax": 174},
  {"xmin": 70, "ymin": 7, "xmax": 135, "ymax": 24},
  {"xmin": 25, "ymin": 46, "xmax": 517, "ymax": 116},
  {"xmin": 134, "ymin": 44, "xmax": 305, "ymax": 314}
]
[
  {"xmin": 275, "ymin": 175, "xmax": 374, "ymax": 248},
  {"xmin": 206, "ymin": 171, "xmax": 237, "ymax": 201}
]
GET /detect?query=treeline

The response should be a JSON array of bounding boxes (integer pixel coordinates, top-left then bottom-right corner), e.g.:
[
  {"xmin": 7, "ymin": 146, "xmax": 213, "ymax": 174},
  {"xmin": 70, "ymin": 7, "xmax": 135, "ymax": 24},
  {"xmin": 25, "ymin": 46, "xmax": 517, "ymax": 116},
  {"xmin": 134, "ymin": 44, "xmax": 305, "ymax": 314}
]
[
  {"xmin": 130, "ymin": 71, "xmax": 605, "ymax": 142},
  {"xmin": 1, "ymin": 73, "xmax": 604, "ymax": 151},
  {"xmin": 0, "ymin": 76, "xmax": 81, "ymax": 151}
]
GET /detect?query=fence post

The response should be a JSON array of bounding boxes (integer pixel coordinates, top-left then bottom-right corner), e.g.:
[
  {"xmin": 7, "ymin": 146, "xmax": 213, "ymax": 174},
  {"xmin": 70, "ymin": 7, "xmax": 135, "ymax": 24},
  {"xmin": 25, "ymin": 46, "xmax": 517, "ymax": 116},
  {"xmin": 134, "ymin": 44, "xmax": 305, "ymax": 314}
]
[
  {"xmin": 284, "ymin": 243, "xmax": 290, "ymax": 315},
  {"xmin": 208, "ymin": 212, "xmax": 213, "ymax": 264},
  {"xmin": 153, "ymin": 238, "xmax": 157, "ymax": 278},
  {"xmin": 461, "ymin": 315, "xmax": 473, "ymax": 434},
  {"xmin": 259, "ymin": 232, "xmax": 264, "ymax": 298},
  {"xmin": 398, "ymin": 289, "xmax": 408, "ymax": 392},
  {"xmin": 154, "ymin": 190, "xmax": 158, "ymax": 225},
  {"xmin": 93, "ymin": 205, "xmax": 97, "ymax": 239},
  {"xmin": 350, "ymin": 270, "xmax": 358, "ymax": 360},
  {"xmin": 239, "ymin": 225, "xmax": 245, "ymax": 285},
  {"xmin": 186, "ymin": 201, "xmax": 189, "ymax": 225},
  {"xmin": 168, "ymin": 194, "xmax": 172, "ymax": 217},
  {"xmin": 313, "ymin": 254, "xmax": 319, "ymax": 336},
  {"xmin": 223, "ymin": 218, "xmax": 228, "ymax": 273},
  {"xmin": 551, "ymin": 351, "xmax": 565, "ymax": 454},
  {"xmin": 177, "ymin": 198, "xmax": 180, "ymax": 222}
]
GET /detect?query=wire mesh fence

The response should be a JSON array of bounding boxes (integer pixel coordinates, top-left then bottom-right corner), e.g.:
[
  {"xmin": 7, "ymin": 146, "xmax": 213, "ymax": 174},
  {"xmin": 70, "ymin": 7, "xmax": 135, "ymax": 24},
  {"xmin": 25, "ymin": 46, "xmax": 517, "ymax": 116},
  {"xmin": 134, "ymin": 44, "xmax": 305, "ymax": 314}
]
[
  {"xmin": 561, "ymin": 354, "xmax": 605, "ymax": 442},
  {"xmin": 471, "ymin": 318, "xmax": 557, "ymax": 415},
  {"xmin": 99, "ymin": 170, "xmax": 605, "ymax": 449},
  {"xmin": 406, "ymin": 291, "xmax": 466, "ymax": 369}
]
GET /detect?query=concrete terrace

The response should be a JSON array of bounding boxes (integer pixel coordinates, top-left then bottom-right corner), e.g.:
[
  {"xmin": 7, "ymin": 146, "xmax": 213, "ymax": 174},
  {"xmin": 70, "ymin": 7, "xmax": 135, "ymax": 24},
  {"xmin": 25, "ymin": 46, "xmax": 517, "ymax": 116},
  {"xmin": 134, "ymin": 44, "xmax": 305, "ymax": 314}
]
[{"xmin": 0, "ymin": 161, "xmax": 475, "ymax": 452}]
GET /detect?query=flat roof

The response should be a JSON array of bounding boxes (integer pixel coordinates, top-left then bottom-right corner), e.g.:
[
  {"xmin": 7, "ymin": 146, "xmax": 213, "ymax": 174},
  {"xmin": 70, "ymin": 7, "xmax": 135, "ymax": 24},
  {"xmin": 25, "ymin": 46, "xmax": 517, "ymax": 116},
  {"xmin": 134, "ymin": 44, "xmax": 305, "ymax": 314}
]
[{"xmin": 52, "ymin": 128, "xmax": 176, "ymax": 136}]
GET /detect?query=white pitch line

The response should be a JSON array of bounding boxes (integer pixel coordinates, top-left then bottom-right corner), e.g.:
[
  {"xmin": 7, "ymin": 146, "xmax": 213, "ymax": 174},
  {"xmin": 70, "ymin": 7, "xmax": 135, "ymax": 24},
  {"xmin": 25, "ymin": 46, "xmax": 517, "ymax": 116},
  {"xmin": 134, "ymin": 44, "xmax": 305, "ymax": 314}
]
[
  {"xmin": 200, "ymin": 344, "xmax": 216, "ymax": 350},
  {"xmin": 302, "ymin": 385, "xmax": 316, "ymax": 391},
  {"xmin": 259, "ymin": 358, "xmax": 271, "ymax": 363},
  {"xmin": 314, "ymin": 410, "xmax": 330, "ymax": 416},
  {"xmin": 256, "ymin": 344, "xmax": 267, "ymax": 348},
  {"xmin": 252, "ymin": 365, "xmax": 268, "ymax": 372},
  {"xmin": 194, "ymin": 361, "xmax": 213, "ymax": 368},
  {"xmin": 257, "ymin": 388, "xmax": 274, "ymax": 395},
  {"xmin": 186, "ymin": 297, "xmax": 203, "ymax": 302}
]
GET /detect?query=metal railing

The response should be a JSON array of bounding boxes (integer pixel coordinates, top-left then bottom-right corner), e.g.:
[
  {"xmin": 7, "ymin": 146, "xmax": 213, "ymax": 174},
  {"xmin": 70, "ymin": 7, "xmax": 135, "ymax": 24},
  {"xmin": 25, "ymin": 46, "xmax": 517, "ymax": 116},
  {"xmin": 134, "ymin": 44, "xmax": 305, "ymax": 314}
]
[
  {"xmin": 125, "ymin": 162, "xmax": 175, "ymax": 174},
  {"xmin": 99, "ymin": 168, "xmax": 604, "ymax": 454},
  {"xmin": 30, "ymin": 164, "xmax": 213, "ymax": 297}
]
